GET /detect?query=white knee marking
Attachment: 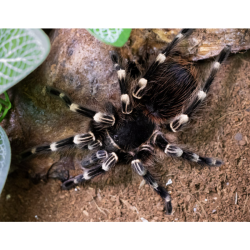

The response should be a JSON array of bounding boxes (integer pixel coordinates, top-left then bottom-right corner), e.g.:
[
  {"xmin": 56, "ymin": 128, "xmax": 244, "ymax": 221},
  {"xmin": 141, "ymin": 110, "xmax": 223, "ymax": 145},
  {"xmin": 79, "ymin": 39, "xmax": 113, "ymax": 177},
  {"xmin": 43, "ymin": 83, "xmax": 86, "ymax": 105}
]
[
  {"xmin": 165, "ymin": 196, "xmax": 171, "ymax": 202},
  {"xmin": 151, "ymin": 181, "xmax": 159, "ymax": 189},
  {"xmin": 165, "ymin": 145, "xmax": 183, "ymax": 157},
  {"xmin": 50, "ymin": 142, "xmax": 58, "ymax": 151},
  {"xmin": 191, "ymin": 153, "xmax": 199, "ymax": 162},
  {"xmin": 214, "ymin": 62, "xmax": 220, "ymax": 70},
  {"xmin": 83, "ymin": 171, "xmax": 91, "ymax": 180},
  {"xmin": 178, "ymin": 114, "xmax": 189, "ymax": 124},
  {"xmin": 70, "ymin": 103, "xmax": 79, "ymax": 112},
  {"xmin": 73, "ymin": 135, "xmax": 82, "ymax": 144},
  {"xmin": 31, "ymin": 148, "xmax": 37, "ymax": 154},
  {"xmin": 132, "ymin": 159, "xmax": 147, "ymax": 176},
  {"xmin": 88, "ymin": 132, "xmax": 95, "ymax": 141},
  {"xmin": 138, "ymin": 78, "xmax": 147, "ymax": 88},
  {"xmin": 197, "ymin": 90, "xmax": 207, "ymax": 101},
  {"xmin": 59, "ymin": 93, "xmax": 65, "ymax": 98},
  {"xmin": 133, "ymin": 78, "xmax": 148, "ymax": 99},
  {"xmin": 176, "ymin": 33, "xmax": 183, "ymax": 39},
  {"xmin": 170, "ymin": 114, "xmax": 189, "ymax": 132},
  {"xmin": 121, "ymin": 94, "xmax": 130, "ymax": 104},
  {"xmin": 156, "ymin": 53, "xmax": 166, "ymax": 64},
  {"xmin": 93, "ymin": 112, "xmax": 115, "ymax": 126},
  {"xmin": 117, "ymin": 69, "xmax": 126, "ymax": 80}
]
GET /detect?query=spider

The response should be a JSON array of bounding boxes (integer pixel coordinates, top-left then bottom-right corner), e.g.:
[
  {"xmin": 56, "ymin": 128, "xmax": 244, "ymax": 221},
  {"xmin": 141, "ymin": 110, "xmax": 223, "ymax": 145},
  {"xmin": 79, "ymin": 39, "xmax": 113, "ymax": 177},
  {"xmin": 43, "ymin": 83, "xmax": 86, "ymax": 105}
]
[{"xmin": 21, "ymin": 29, "xmax": 231, "ymax": 215}]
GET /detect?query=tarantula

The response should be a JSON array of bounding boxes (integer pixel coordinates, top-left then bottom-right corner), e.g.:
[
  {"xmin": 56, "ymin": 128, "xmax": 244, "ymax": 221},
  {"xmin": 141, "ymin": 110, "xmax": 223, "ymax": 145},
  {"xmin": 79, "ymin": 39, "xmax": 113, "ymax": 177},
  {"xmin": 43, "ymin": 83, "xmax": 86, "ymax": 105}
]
[{"xmin": 21, "ymin": 29, "xmax": 231, "ymax": 215}]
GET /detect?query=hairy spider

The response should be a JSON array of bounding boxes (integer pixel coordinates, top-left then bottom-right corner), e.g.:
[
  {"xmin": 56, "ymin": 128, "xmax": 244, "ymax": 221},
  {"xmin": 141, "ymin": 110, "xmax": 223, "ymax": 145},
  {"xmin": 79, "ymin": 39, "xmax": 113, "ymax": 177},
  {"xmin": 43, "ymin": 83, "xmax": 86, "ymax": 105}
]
[{"xmin": 21, "ymin": 29, "xmax": 231, "ymax": 215}]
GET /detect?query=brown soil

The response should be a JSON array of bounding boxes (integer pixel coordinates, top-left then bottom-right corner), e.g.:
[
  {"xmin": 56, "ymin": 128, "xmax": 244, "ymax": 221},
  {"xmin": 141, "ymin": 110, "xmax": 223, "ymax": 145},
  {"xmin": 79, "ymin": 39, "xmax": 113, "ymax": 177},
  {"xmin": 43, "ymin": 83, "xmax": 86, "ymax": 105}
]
[{"xmin": 1, "ymin": 49, "xmax": 250, "ymax": 222}]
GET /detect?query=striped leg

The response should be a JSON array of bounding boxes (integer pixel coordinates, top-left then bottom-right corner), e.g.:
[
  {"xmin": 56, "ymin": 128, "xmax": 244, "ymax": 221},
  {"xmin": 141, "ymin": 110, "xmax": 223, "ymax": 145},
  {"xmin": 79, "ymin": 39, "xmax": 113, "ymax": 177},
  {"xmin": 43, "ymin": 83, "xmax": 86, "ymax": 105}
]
[
  {"xmin": 132, "ymin": 29, "xmax": 194, "ymax": 99},
  {"xmin": 169, "ymin": 45, "xmax": 231, "ymax": 132},
  {"xmin": 20, "ymin": 132, "xmax": 100, "ymax": 159},
  {"xmin": 62, "ymin": 152, "xmax": 118, "ymax": 190},
  {"xmin": 153, "ymin": 132, "xmax": 223, "ymax": 166},
  {"xmin": 131, "ymin": 145, "xmax": 172, "ymax": 215},
  {"xmin": 47, "ymin": 86, "xmax": 115, "ymax": 127},
  {"xmin": 110, "ymin": 51, "xmax": 133, "ymax": 114}
]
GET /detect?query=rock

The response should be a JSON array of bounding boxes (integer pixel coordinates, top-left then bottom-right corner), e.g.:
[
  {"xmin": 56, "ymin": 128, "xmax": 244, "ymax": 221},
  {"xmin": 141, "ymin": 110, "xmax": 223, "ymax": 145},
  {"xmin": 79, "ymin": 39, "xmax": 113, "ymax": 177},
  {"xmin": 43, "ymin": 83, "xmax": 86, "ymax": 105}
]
[{"xmin": 119, "ymin": 29, "xmax": 250, "ymax": 61}]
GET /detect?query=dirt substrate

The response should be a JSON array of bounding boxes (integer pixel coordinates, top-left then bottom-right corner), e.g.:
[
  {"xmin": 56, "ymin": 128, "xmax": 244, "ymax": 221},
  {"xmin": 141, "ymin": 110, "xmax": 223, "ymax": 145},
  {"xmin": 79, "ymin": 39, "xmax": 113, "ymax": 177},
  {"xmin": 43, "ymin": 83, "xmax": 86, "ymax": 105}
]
[{"xmin": 1, "ymin": 49, "xmax": 250, "ymax": 222}]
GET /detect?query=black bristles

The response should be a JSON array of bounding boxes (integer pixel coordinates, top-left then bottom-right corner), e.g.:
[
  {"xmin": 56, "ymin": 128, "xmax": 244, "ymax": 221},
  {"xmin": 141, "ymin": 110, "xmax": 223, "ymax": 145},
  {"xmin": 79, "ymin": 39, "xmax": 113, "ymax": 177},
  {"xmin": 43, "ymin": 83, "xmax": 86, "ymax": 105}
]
[
  {"xmin": 217, "ymin": 45, "xmax": 231, "ymax": 64},
  {"xmin": 75, "ymin": 106, "xmax": 96, "ymax": 118},
  {"xmin": 154, "ymin": 133, "xmax": 169, "ymax": 151},
  {"xmin": 184, "ymin": 96, "xmax": 202, "ymax": 116},
  {"xmin": 198, "ymin": 157, "xmax": 223, "ymax": 166},
  {"xmin": 87, "ymin": 165, "xmax": 105, "ymax": 178},
  {"xmin": 20, "ymin": 150, "xmax": 33, "ymax": 159},
  {"xmin": 181, "ymin": 28, "xmax": 194, "ymax": 36},
  {"xmin": 110, "ymin": 51, "xmax": 119, "ymax": 64},
  {"xmin": 61, "ymin": 174, "xmax": 84, "ymax": 190},
  {"xmin": 56, "ymin": 137, "xmax": 74, "ymax": 148},
  {"xmin": 60, "ymin": 95, "xmax": 72, "ymax": 107},
  {"xmin": 47, "ymin": 86, "xmax": 61, "ymax": 96},
  {"xmin": 35, "ymin": 145, "xmax": 51, "ymax": 153}
]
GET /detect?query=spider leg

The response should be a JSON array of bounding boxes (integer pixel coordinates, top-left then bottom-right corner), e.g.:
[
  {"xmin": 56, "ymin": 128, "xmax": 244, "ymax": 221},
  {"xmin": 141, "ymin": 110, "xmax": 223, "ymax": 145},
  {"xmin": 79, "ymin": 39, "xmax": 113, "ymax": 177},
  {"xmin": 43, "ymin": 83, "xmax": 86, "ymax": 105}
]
[
  {"xmin": 81, "ymin": 150, "xmax": 108, "ymax": 167},
  {"xmin": 169, "ymin": 45, "xmax": 231, "ymax": 132},
  {"xmin": 20, "ymin": 132, "xmax": 101, "ymax": 159},
  {"xmin": 132, "ymin": 29, "xmax": 194, "ymax": 99},
  {"xmin": 110, "ymin": 51, "xmax": 133, "ymax": 114},
  {"xmin": 61, "ymin": 152, "xmax": 118, "ymax": 190},
  {"xmin": 152, "ymin": 131, "xmax": 223, "ymax": 166},
  {"xmin": 131, "ymin": 144, "xmax": 172, "ymax": 215},
  {"xmin": 47, "ymin": 86, "xmax": 115, "ymax": 127}
]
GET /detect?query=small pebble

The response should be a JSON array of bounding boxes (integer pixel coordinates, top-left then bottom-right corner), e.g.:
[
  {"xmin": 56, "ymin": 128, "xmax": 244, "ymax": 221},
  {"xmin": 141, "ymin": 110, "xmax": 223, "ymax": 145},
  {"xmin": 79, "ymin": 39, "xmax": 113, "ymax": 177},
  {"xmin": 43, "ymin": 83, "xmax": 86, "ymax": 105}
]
[
  {"xmin": 35, "ymin": 215, "xmax": 38, "ymax": 219},
  {"xmin": 6, "ymin": 194, "xmax": 11, "ymax": 201},
  {"xmin": 205, "ymin": 199, "xmax": 207, "ymax": 202},
  {"xmin": 193, "ymin": 208, "xmax": 197, "ymax": 212},
  {"xmin": 212, "ymin": 209, "xmax": 216, "ymax": 214},
  {"xmin": 141, "ymin": 217, "xmax": 148, "ymax": 222},
  {"xmin": 75, "ymin": 188, "xmax": 78, "ymax": 191},
  {"xmin": 166, "ymin": 179, "xmax": 172, "ymax": 186},
  {"xmin": 235, "ymin": 133, "xmax": 242, "ymax": 141},
  {"xmin": 227, "ymin": 182, "xmax": 229, "ymax": 186}
]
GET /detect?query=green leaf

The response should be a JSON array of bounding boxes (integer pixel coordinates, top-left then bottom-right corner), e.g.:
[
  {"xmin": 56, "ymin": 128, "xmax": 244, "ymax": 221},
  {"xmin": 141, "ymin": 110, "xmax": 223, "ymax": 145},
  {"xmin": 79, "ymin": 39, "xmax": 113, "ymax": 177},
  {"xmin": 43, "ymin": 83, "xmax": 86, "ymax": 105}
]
[
  {"xmin": 0, "ymin": 126, "xmax": 11, "ymax": 194},
  {"xmin": 87, "ymin": 28, "xmax": 132, "ymax": 47},
  {"xmin": 0, "ymin": 91, "xmax": 12, "ymax": 122},
  {"xmin": 0, "ymin": 29, "xmax": 51, "ymax": 94}
]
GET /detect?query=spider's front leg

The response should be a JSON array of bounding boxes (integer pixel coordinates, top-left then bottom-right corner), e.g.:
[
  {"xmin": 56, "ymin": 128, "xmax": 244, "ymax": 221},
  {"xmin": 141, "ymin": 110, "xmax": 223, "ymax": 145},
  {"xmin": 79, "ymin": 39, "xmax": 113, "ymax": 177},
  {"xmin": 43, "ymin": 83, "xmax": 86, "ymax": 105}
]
[
  {"xmin": 110, "ymin": 51, "xmax": 133, "ymax": 114},
  {"xmin": 47, "ymin": 86, "xmax": 115, "ymax": 128},
  {"xmin": 152, "ymin": 131, "xmax": 223, "ymax": 166},
  {"xmin": 131, "ymin": 144, "xmax": 172, "ymax": 215},
  {"xmin": 61, "ymin": 151, "xmax": 118, "ymax": 190}
]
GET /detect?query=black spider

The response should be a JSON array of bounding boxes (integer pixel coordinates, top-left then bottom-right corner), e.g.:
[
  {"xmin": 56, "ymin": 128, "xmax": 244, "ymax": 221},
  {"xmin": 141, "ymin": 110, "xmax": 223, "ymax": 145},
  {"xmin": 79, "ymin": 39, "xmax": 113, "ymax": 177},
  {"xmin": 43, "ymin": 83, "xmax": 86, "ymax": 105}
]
[{"xmin": 21, "ymin": 29, "xmax": 231, "ymax": 215}]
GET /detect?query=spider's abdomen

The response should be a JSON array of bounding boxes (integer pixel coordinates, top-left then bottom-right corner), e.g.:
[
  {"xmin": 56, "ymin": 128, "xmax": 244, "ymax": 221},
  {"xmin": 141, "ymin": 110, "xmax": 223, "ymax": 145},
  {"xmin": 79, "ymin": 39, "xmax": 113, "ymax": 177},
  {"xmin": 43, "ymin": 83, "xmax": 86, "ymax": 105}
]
[
  {"xmin": 141, "ymin": 61, "xmax": 198, "ymax": 122},
  {"xmin": 108, "ymin": 112, "xmax": 155, "ymax": 151}
]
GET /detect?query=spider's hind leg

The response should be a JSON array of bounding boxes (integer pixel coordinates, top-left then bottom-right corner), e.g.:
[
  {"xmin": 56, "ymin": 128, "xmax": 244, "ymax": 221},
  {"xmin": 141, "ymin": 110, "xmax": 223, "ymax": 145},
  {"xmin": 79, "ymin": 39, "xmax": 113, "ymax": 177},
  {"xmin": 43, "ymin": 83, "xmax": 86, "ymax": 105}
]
[
  {"xmin": 153, "ymin": 132, "xmax": 223, "ymax": 167},
  {"xmin": 131, "ymin": 144, "xmax": 172, "ymax": 215},
  {"xmin": 61, "ymin": 151, "xmax": 118, "ymax": 190}
]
